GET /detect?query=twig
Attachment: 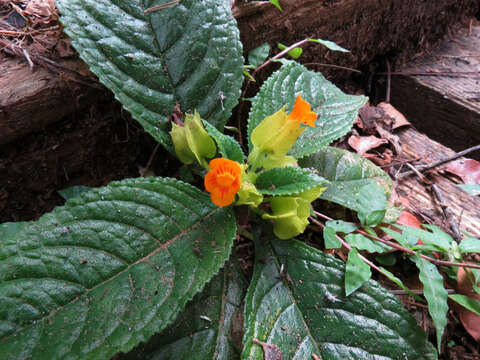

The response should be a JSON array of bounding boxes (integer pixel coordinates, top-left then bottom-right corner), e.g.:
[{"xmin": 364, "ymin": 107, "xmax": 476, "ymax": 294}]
[
  {"xmin": 404, "ymin": 162, "xmax": 430, "ymax": 184},
  {"xmin": 0, "ymin": 25, "xmax": 61, "ymax": 37},
  {"xmin": 430, "ymin": 184, "xmax": 462, "ymax": 242},
  {"xmin": 252, "ymin": 38, "xmax": 309, "ymax": 76},
  {"xmin": 396, "ymin": 144, "xmax": 480, "ymax": 179},
  {"xmin": 143, "ymin": 143, "xmax": 160, "ymax": 176},
  {"xmin": 303, "ymin": 62, "xmax": 362, "ymax": 74},
  {"xmin": 385, "ymin": 59, "xmax": 391, "ymax": 103},
  {"xmin": 313, "ymin": 211, "xmax": 480, "ymax": 270},
  {"xmin": 144, "ymin": 0, "xmax": 180, "ymax": 14}
]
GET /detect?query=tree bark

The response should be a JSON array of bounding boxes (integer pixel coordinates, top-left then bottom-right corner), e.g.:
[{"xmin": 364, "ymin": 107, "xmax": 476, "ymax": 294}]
[
  {"xmin": 0, "ymin": 57, "xmax": 105, "ymax": 145},
  {"xmin": 395, "ymin": 127, "xmax": 480, "ymax": 236},
  {"xmin": 235, "ymin": 0, "xmax": 478, "ymax": 68},
  {"xmin": 389, "ymin": 25, "xmax": 480, "ymax": 159},
  {"xmin": 0, "ymin": 0, "xmax": 478, "ymax": 144}
]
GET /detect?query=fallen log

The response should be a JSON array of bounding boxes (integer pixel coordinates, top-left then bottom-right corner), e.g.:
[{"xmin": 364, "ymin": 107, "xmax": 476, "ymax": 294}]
[
  {"xmin": 390, "ymin": 25, "xmax": 480, "ymax": 159},
  {"xmin": 395, "ymin": 126, "xmax": 480, "ymax": 236},
  {"xmin": 0, "ymin": 57, "xmax": 105, "ymax": 145},
  {"xmin": 1, "ymin": 1, "xmax": 479, "ymax": 222},
  {"xmin": 0, "ymin": 0, "xmax": 478, "ymax": 144}
]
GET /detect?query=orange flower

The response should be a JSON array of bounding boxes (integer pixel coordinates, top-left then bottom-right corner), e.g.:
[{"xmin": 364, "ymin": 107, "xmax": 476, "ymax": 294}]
[
  {"xmin": 204, "ymin": 158, "xmax": 242, "ymax": 207},
  {"xmin": 286, "ymin": 94, "xmax": 317, "ymax": 127}
]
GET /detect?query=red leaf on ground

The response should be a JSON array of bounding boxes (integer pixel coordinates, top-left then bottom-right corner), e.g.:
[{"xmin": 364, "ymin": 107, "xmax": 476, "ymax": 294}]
[
  {"xmin": 348, "ymin": 135, "xmax": 388, "ymax": 155},
  {"xmin": 377, "ymin": 102, "xmax": 411, "ymax": 129},
  {"xmin": 455, "ymin": 267, "xmax": 480, "ymax": 342},
  {"xmin": 396, "ymin": 210, "xmax": 422, "ymax": 228},
  {"xmin": 445, "ymin": 159, "xmax": 480, "ymax": 185}
]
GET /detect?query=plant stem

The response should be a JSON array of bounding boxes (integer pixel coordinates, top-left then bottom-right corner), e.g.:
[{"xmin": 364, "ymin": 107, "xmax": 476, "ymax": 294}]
[
  {"xmin": 309, "ymin": 216, "xmax": 384, "ymax": 274},
  {"xmin": 253, "ymin": 38, "xmax": 309, "ymax": 76},
  {"xmin": 396, "ymin": 144, "xmax": 480, "ymax": 179},
  {"xmin": 313, "ymin": 210, "xmax": 480, "ymax": 270}
]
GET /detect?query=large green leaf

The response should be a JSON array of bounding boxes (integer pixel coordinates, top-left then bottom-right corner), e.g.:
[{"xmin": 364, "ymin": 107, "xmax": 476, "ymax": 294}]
[
  {"xmin": 0, "ymin": 177, "xmax": 236, "ymax": 359},
  {"xmin": 242, "ymin": 229, "xmax": 437, "ymax": 359},
  {"xmin": 57, "ymin": 0, "xmax": 244, "ymax": 148},
  {"xmin": 414, "ymin": 256, "xmax": 448, "ymax": 353},
  {"xmin": 255, "ymin": 167, "xmax": 328, "ymax": 196},
  {"xmin": 0, "ymin": 222, "xmax": 28, "ymax": 240},
  {"xmin": 300, "ymin": 146, "xmax": 392, "ymax": 212},
  {"xmin": 119, "ymin": 257, "xmax": 246, "ymax": 359},
  {"xmin": 247, "ymin": 60, "xmax": 367, "ymax": 158}
]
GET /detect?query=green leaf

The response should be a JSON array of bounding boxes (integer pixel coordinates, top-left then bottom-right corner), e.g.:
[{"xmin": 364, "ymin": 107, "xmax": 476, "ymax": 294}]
[
  {"xmin": 243, "ymin": 69, "xmax": 255, "ymax": 82},
  {"xmin": 300, "ymin": 146, "xmax": 392, "ymax": 211},
  {"xmin": 382, "ymin": 227, "xmax": 418, "ymax": 248},
  {"xmin": 375, "ymin": 253, "xmax": 397, "ymax": 266},
  {"xmin": 459, "ymin": 237, "xmax": 480, "ymax": 253},
  {"xmin": 345, "ymin": 233, "xmax": 390, "ymax": 253},
  {"xmin": 268, "ymin": 0, "xmax": 282, "ymax": 11},
  {"xmin": 414, "ymin": 256, "xmax": 448, "ymax": 352},
  {"xmin": 248, "ymin": 43, "xmax": 270, "ymax": 68},
  {"xmin": 449, "ymin": 294, "xmax": 480, "ymax": 316},
  {"xmin": 323, "ymin": 220, "xmax": 358, "ymax": 249},
  {"xmin": 119, "ymin": 258, "xmax": 246, "ymax": 360},
  {"xmin": 0, "ymin": 222, "xmax": 28, "ymax": 241},
  {"xmin": 248, "ymin": 61, "xmax": 367, "ymax": 158},
  {"xmin": 255, "ymin": 167, "xmax": 328, "ymax": 196},
  {"xmin": 356, "ymin": 183, "xmax": 387, "ymax": 226},
  {"xmin": 323, "ymin": 226, "xmax": 341, "ymax": 249},
  {"xmin": 308, "ymin": 38, "xmax": 350, "ymax": 52},
  {"xmin": 345, "ymin": 247, "xmax": 372, "ymax": 296},
  {"xmin": 0, "ymin": 177, "xmax": 236, "ymax": 359},
  {"xmin": 325, "ymin": 219, "xmax": 358, "ymax": 234},
  {"xmin": 57, "ymin": 0, "xmax": 244, "ymax": 148},
  {"xmin": 58, "ymin": 186, "xmax": 92, "ymax": 200},
  {"xmin": 242, "ymin": 231, "xmax": 437, "ymax": 359},
  {"xmin": 203, "ymin": 121, "xmax": 245, "ymax": 163},
  {"xmin": 398, "ymin": 225, "xmax": 453, "ymax": 252},
  {"xmin": 277, "ymin": 43, "xmax": 302, "ymax": 59}
]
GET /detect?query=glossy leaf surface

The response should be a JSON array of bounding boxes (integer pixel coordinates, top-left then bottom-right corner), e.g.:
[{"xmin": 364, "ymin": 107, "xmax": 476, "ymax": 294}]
[
  {"xmin": 0, "ymin": 177, "xmax": 236, "ymax": 359},
  {"xmin": 300, "ymin": 146, "xmax": 392, "ymax": 212},
  {"xmin": 57, "ymin": 0, "xmax": 244, "ymax": 148},
  {"xmin": 242, "ymin": 230, "xmax": 437, "ymax": 359},
  {"xmin": 120, "ymin": 258, "xmax": 245, "ymax": 360},
  {"xmin": 255, "ymin": 167, "xmax": 328, "ymax": 196},
  {"xmin": 248, "ymin": 61, "xmax": 367, "ymax": 158}
]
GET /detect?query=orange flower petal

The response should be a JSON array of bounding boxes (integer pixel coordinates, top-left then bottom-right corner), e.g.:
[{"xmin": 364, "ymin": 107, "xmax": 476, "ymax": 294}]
[
  {"xmin": 210, "ymin": 187, "xmax": 236, "ymax": 207},
  {"xmin": 287, "ymin": 94, "xmax": 317, "ymax": 128},
  {"xmin": 204, "ymin": 158, "xmax": 242, "ymax": 207}
]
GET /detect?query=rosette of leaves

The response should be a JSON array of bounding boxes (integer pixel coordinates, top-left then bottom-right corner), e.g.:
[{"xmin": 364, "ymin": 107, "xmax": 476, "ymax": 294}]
[{"xmin": 0, "ymin": 0, "xmax": 440, "ymax": 359}]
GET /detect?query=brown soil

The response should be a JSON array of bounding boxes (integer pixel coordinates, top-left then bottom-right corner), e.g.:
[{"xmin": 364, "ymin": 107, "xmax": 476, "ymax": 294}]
[{"xmin": 0, "ymin": 97, "xmax": 179, "ymax": 222}]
